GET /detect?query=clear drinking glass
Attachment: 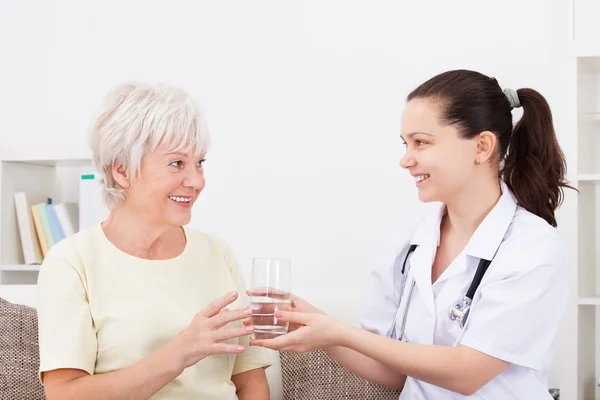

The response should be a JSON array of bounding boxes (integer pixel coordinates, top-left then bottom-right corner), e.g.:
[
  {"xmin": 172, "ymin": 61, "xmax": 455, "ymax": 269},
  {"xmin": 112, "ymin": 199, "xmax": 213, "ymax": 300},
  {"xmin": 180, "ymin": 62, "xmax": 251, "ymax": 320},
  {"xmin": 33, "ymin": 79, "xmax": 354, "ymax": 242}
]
[{"xmin": 249, "ymin": 258, "xmax": 292, "ymax": 339}]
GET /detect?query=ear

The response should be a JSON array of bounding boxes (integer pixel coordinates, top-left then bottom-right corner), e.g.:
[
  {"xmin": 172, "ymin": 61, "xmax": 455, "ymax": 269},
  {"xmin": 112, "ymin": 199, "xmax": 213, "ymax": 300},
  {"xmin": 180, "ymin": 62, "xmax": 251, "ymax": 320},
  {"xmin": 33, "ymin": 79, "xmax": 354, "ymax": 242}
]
[
  {"xmin": 475, "ymin": 131, "xmax": 497, "ymax": 164},
  {"xmin": 111, "ymin": 163, "xmax": 130, "ymax": 189}
]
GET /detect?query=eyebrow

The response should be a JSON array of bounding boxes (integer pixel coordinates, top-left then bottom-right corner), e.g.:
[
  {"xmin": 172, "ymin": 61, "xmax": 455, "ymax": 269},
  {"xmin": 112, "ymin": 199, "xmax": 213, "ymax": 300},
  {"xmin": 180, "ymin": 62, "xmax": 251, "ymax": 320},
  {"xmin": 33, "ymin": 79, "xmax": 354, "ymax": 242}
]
[
  {"xmin": 165, "ymin": 151, "xmax": 188, "ymax": 157},
  {"xmin": 400, "ymin": 132, "xmax": 434, "ymax": 140}
]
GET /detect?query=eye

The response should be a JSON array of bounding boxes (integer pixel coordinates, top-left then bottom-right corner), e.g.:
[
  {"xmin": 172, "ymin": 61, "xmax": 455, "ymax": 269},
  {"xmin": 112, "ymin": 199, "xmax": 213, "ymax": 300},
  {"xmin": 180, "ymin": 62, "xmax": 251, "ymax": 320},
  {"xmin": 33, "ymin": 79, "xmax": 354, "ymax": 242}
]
[
  {"xmin": 169, "ymin": 160, "xmax": 184, "ymax": 168},
  {"xmin": 197, "ymin": 159, "xmax": 206, "ymax": 168},
  {"xmin": 401, "ymin": 141, "xmax": 408, "ymax": 147},
  {"xmin": 416, "ymin": 140, "xmax": 427, "ymax": 147}
]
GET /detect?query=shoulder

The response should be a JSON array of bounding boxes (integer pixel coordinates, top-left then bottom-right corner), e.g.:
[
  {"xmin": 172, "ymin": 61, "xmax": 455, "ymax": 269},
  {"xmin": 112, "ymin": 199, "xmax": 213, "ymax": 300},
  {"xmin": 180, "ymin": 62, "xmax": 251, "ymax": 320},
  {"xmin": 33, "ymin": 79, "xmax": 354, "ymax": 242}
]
[
  {"xmin": 494, "ymin": 206, "xmax": 567, "ymax": 278},
  {"xmin": 38, "ymin": 225, "xmax": 105, "ymax": 291},
  {"xmin": 505, "ymin": 207, "xmax": 565, "ymax": 251},
  {"xmin": 42, "ymin": 225, "xmax": 100, "ymax": 267}
]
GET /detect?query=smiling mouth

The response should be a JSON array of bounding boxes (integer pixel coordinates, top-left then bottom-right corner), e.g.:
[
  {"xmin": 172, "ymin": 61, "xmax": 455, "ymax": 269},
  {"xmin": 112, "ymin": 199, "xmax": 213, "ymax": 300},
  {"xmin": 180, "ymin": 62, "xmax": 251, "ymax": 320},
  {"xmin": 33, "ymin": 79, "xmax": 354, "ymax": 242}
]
[
  {"xmin": 168, "ymin": 196, "xmax": 192, "ymax": 203},
  {"xmin": 414, "ymin": 174, "xmax": 430, "ymax": 183}
]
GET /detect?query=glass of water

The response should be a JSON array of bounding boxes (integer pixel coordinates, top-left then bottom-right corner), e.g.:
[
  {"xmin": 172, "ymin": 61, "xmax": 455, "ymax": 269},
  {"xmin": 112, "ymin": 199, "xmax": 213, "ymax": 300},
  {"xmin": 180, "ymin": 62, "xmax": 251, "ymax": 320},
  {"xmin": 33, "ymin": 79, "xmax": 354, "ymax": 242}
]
[{"xmin": 249, "ymin": 258, "xmax": 292, "ymax": 339}]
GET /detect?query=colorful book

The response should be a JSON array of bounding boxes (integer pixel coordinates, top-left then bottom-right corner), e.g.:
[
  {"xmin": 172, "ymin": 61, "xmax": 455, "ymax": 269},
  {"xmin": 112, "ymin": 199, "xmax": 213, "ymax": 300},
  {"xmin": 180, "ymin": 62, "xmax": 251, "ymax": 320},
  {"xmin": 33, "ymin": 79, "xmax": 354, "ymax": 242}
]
[
  {"xmin": 30, "ymin": 205, "xmax": 49, "ymax": 257},
  {"xmin": 36, "ymin": 202, "xmax": 55, "ymax": 249},
  {"xmin": 46, "ymin": 204, "xmax": 65, "ymax": 243}
]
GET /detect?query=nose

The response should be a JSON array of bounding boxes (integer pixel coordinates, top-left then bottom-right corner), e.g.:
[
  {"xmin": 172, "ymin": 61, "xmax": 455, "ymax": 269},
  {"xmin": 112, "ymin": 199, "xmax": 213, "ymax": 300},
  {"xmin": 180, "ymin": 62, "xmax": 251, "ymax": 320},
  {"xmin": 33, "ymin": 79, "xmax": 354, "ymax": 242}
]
[
  {"xmin": 183, "ymin": 167, "xmax": 205, "ymax": 190},
  {"xmin": 400, "ymin": 151, "xmax": 416, "ymax": 169}
]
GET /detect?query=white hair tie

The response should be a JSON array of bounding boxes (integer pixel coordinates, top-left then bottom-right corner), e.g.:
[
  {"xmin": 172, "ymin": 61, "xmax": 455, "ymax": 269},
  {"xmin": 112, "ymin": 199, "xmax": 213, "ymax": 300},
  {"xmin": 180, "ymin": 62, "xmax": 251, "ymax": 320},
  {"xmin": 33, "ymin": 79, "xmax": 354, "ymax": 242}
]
[{"xmin": 503, "ymin": 88, "xmax": 521, "ymax": 109}]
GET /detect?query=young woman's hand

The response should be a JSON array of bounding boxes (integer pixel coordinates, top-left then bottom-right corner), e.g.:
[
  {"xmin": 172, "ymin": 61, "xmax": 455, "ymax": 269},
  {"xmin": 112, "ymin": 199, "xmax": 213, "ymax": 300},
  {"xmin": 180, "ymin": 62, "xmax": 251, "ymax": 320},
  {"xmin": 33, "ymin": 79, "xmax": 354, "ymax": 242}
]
[
  {"xmin": 166, "ymin": 291, "xmax": 254, "ymax": 370},
  {"xmin": 243, "ymin": 293, "xmax": 325, "ymax": 334},
  {"xmin": 249, "ymin": 309, "xmax": 347, "ymax": 354}
]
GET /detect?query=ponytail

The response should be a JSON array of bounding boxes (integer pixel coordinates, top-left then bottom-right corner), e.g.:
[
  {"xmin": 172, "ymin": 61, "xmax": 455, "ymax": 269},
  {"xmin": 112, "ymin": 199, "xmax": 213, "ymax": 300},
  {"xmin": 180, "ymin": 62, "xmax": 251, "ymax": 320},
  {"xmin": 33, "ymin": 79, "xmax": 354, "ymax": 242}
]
[{"xmin": 501, "ymin": 88, "xmax": 574, "ymax": 227}]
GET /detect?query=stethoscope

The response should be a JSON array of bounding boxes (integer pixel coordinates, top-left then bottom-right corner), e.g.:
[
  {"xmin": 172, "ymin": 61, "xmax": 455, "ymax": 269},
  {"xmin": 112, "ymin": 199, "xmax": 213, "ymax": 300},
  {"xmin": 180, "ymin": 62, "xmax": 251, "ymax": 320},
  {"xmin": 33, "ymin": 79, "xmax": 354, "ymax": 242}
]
[{"xmin": 389, "ymin": 244, "xmax": 492, "ymax": 340}]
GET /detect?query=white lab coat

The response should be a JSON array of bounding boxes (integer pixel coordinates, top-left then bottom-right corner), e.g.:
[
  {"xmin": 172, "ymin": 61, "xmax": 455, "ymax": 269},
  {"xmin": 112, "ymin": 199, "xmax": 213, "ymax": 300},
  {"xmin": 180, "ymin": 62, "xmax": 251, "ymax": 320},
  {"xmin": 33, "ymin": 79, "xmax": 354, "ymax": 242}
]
[{"xmin": 361, "ymin": 181, "xmax": 569, "ymax": 399}]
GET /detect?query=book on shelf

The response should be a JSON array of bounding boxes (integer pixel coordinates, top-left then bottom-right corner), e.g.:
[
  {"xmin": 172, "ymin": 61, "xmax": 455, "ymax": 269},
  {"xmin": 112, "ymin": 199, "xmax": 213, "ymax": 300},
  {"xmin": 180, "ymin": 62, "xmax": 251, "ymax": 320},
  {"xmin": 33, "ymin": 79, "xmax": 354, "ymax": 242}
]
[
  {"xmin": 36, "ymin": 201, "xmax": 56, "ymax": 249},
  {"xmin": 29, "ymin": 203, "xmax": 49, "ymax": 258},
  {"xmin": 13, "ymin": 193, "xmax": 79, "ymax": 264},
  {"xmin": 79, "ymin": 169, "xmax": 109, "ymax": 231},
  {"xmin": 54, "ymin": 203, "xmax": 77, "ymax": 237},
  {"xmin": 13, "ymin": 192, "xmax": 43, "ymax": 265}
]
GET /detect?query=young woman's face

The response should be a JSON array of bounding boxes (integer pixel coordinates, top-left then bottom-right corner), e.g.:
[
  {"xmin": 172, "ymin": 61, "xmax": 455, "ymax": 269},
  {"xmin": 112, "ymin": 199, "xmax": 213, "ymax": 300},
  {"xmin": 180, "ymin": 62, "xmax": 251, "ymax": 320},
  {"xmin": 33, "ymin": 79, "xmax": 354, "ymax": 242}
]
[{"xmin": 400, "ymin": 98, "xmax": 479, "ymax": 204}]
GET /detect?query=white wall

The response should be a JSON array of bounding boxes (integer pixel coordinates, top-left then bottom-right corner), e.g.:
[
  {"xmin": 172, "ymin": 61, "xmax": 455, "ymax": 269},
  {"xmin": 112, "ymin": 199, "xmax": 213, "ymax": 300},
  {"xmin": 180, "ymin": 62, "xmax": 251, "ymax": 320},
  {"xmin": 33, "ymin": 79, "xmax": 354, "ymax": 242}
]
[{"xmin": 0, "ymin": 0, "xmax": 566, "ymax": 387}]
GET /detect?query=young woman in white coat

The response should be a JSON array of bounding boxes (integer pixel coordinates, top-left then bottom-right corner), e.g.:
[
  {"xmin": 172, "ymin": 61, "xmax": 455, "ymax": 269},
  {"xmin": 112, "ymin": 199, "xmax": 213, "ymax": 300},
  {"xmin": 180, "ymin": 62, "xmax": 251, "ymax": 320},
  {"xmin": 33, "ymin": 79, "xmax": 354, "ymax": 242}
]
[{"xmin": 250, "ymin": 69, "xmax": 573, "ymax": 399}]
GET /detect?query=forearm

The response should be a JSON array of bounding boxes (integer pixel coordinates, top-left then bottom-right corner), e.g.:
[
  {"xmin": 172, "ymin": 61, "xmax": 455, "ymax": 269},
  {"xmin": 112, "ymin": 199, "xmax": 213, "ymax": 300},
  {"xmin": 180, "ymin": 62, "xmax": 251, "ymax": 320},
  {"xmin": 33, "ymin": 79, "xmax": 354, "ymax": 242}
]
[
  {"xmin": 325, "ymin": 345, "xmax": 406, "ymax": 390},
  {"xmin": 233, "ymin": 368, "xmax": 270, "ymax": 400},
  {"xmin": 339, "ymin": 327, "xmax": 475, "ymax": 395},
  {"xmin": 57, "ymin": 346, "xmax": 183, "ymax": 400},
  {"xmin": 237, "ymin": 384, "xmax": 269, "ymax": 400}
]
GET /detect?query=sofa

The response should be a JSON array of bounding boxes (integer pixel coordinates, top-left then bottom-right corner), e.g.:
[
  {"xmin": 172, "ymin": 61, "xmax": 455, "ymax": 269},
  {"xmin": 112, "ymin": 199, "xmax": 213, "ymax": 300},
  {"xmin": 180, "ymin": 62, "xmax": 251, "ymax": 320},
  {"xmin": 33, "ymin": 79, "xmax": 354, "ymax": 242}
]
[{"xmin": 0, "ymin": 288, "xmax": 401, "ymax": 400}]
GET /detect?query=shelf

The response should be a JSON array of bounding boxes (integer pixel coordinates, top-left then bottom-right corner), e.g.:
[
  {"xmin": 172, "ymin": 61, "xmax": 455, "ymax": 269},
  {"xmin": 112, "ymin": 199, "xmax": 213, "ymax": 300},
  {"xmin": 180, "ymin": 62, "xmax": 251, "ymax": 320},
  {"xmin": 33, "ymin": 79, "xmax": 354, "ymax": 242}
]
[
  {"xmin": 566, "ymin": 40, "xmax": 600, "ymax": 57},
  {"xmin": 0, "ymin": 145, "xmax": 92, "ymax": 166},
  {"xmin": 0, "ymin": 264, "xmax": 40, "ymax": 272},
  {"xmin": 579, "ymin": 297, "xmax": 600, "ymax": 305},
  {"xmin": 578, "ymin": 174, "xmax": 600, "ymax": 182},
  {"xmin": 580, "ymin": 113, "xmax": 600, "ymax": 122}
]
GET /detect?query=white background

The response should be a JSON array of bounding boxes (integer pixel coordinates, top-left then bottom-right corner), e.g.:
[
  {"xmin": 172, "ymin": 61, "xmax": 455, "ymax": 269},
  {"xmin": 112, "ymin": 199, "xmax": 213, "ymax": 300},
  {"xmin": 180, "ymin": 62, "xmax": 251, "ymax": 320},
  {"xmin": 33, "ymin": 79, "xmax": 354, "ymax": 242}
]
[{"xmin": 0, "ymin": 0, "xmax": 567, "ymax": 385}]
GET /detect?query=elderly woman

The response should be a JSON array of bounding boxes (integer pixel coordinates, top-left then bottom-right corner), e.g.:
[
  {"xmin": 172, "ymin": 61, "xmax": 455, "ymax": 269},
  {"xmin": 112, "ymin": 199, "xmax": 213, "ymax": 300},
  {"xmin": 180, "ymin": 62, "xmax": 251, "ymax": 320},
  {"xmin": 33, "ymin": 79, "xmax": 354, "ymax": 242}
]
[{"xmin": 36, "ymin": 82, "xmax": 273, "ymax": 399}]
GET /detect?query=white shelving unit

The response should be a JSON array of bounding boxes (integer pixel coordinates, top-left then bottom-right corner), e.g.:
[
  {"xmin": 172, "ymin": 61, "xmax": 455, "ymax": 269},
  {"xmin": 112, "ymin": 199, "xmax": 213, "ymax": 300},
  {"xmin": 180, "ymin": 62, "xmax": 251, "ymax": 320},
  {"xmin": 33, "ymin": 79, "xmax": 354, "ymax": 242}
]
[
  {"xmin": 0, "ymin": 154, "xmax": 108, "ymax": 301},
  {"xmin": 556, "ymin": 2, "xmax": 600, "ymax": 399},
  {"xmin": 558, "ymin": 3, "xmax": 600, "ymax": 394},
  {"xmin": 576, "ymin": 49, "xmax": 600, "ymax": 400}
]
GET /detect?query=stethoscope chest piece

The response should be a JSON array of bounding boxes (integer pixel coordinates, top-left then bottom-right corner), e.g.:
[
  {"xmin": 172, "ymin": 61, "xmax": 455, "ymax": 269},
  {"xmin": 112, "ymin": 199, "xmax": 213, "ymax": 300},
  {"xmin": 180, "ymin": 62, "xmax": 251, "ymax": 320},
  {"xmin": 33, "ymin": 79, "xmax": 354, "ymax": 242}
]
[{"xmin": 449, "ymin": 296, "xmax": 472, "ymax": 329}]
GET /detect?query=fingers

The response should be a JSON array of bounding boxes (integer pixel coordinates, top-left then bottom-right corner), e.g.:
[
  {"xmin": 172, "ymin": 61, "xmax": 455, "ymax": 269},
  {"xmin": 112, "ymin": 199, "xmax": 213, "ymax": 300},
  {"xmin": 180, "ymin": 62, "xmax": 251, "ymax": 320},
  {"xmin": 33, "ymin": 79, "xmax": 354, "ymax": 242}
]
[
  {"xmin": 212, "ymin": 325, "xmax": 254, "ymax": 342},
  {"xmin": 212, "ymin": 307, "xmax": 253, "ymax": 329},
  {"xmin": 272, "ymin": 310, "xmax": 312, "ymax": 325},
  {"xmin": 250, "ymin": 331, "xmax": 314, "ymax": 354},
  {"xmin": 209, "ymin": 342, "xmax": 246, "ymax": 355},
  {"xmin": 249, "ymin": 333, "xmax": 296, "ymax": 350},
  {"xmin": 201, "ymin": 291, "xmax": 239, "ymax": 318}
]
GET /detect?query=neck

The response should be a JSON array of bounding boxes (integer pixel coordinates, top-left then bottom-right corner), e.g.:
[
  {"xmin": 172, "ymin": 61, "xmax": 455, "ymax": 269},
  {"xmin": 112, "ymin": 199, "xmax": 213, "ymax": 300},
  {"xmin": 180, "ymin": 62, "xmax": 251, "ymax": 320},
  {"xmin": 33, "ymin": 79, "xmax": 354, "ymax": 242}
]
[
  {"xmin": 444, "ymin": 177, "xmax": 502, "ymax": 240},
  {"xmin": 101, "ymin": 204, "xmax": 185, "ymax": 260}
]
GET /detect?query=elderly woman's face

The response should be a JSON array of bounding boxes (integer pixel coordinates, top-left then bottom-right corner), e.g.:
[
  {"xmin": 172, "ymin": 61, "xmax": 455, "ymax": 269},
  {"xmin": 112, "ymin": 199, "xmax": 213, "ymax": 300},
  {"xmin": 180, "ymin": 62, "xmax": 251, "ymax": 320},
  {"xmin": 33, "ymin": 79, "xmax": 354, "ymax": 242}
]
[{"xmin": 125, "ymin": 143, "xmax": 206, "ymax": 227}]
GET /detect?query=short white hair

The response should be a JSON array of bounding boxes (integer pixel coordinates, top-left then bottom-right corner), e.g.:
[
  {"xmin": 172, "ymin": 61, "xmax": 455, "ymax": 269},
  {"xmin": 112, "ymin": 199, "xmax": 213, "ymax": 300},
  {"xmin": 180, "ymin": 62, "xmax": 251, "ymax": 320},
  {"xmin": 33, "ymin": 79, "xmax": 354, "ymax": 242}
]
[{"xmin": 89, "ymin": 82, "xmax": 211, "ymax": 209}]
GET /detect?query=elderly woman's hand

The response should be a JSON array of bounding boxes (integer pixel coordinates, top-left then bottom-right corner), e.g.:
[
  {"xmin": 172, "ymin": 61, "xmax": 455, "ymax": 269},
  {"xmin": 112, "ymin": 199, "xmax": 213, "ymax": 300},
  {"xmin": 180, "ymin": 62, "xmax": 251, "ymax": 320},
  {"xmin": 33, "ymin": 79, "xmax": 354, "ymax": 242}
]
[{"xmin": 165, "ymin": 291, "xmax": 253, "ymax": 370}]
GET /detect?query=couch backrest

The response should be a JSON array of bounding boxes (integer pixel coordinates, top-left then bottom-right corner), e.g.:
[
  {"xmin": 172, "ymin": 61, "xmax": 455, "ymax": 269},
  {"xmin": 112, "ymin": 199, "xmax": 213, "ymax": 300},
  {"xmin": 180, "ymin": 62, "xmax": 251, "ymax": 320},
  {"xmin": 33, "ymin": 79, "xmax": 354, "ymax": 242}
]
[
  {"xmin": 280, "ymin": 349, "xmax": 401, "ymax": 400},
  {"xmin": 0, "ymin": 298, "xmax": 45, "ymax": 399}
]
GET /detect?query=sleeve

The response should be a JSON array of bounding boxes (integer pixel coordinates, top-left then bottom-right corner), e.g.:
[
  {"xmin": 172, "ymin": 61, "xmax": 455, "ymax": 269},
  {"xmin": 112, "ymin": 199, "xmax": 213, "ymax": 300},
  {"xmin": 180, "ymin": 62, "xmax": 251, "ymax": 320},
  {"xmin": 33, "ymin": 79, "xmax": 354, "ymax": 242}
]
[
  {"xmin": 459, "ymin": 231, "xmax": 570, "ymax": 372},
  {"xmin": 360, "ymin": 225, "xmax": 414, "ymax": 337},
  {"xmin": 36, "ymin": 240, "xmax": 98, "ymax": 377},
  {"xmin": 214, "ymin": 238, "xmax": 276, "ymax": 375}
]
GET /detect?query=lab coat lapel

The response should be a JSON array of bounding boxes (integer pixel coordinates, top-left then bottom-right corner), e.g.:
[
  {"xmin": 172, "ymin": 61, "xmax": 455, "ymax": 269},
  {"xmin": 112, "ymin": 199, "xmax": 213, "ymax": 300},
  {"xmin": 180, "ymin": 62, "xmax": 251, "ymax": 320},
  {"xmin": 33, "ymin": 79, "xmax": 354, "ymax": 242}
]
[
  {"xmin": 409, "ymin": 207, "xmax": 444, "ymax": 320},
  {"xmin": 410, "ymin": 244, "xmax": 436, "ymax": 319}
]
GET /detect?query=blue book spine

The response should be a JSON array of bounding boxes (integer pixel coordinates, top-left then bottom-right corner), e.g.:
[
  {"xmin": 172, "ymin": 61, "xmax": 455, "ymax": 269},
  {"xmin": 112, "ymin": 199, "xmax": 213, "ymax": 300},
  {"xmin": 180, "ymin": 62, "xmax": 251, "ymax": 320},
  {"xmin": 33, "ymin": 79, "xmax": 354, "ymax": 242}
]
[{"xmin": 46, "ymin": 204, "xmax": 65, "ymax": 243}]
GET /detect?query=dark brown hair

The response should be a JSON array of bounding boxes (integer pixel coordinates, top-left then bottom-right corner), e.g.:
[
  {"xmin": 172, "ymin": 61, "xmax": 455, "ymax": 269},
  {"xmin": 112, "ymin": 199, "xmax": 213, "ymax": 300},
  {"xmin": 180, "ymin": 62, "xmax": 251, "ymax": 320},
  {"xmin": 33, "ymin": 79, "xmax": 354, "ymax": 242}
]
[{"xmin": 407, "ymin": 69, "xmax": 573, "ymax": 227}]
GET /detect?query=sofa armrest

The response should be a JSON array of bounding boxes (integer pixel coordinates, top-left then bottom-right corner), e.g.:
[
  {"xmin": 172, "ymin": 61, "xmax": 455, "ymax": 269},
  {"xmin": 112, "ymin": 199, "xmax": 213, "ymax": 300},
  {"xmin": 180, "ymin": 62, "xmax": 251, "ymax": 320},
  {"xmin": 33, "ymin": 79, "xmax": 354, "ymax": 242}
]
[{"xmin": 0, "ymin": 298, "xmax": 45, "ymax": 399}]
